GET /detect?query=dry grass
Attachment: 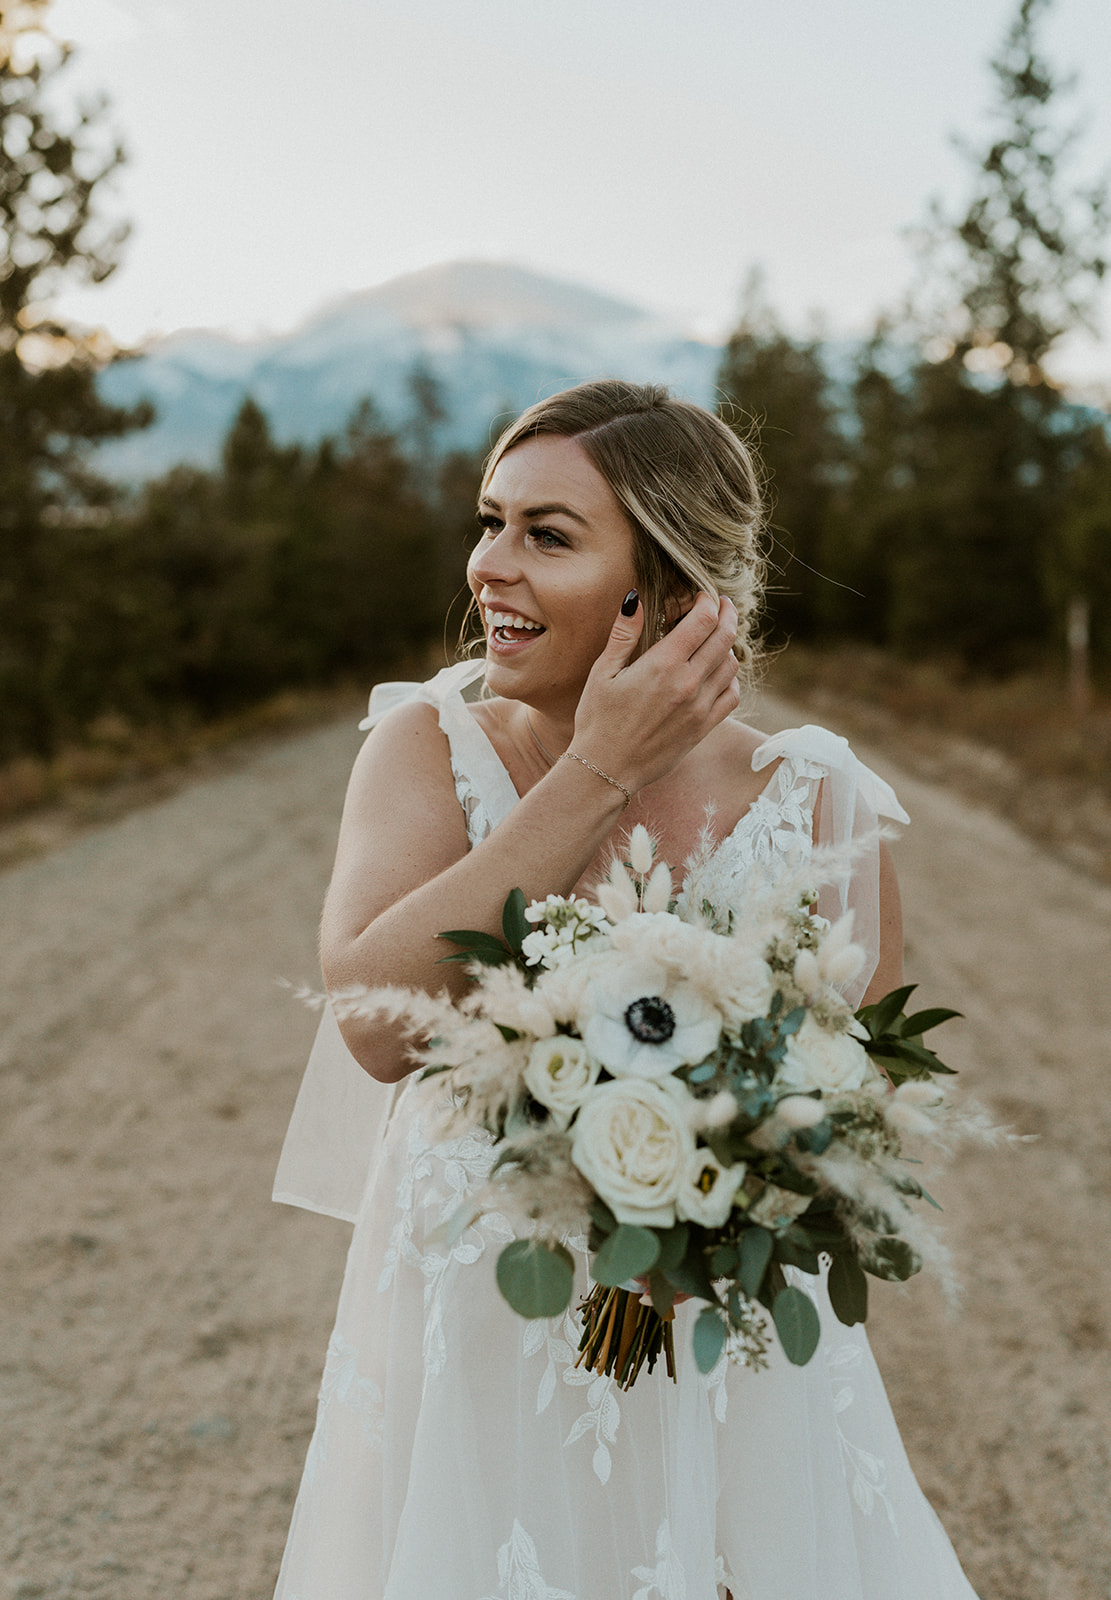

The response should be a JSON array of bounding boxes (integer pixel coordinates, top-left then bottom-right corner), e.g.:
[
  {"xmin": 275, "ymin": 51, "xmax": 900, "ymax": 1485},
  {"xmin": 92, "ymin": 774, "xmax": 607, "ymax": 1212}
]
[
  {"xmin": 0, "ymin": 682, "xmax": 368, "ymax": 870},
  {"xmin": 766, "ymin": 643, "xmax": 1111, "ymax": 881}
]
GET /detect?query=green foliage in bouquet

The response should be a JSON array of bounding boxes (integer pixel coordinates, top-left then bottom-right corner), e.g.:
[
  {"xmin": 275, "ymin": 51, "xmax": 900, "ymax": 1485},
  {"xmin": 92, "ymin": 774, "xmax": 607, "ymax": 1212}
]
[{"xmin": 417, "ymin": 831, "xmax": 970, "ymax": 1388}]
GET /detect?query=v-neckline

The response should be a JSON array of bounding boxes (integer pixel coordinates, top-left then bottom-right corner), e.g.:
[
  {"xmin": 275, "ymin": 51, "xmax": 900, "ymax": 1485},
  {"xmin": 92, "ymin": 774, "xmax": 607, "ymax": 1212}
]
[{"xmin": 462, "ymin": 701, "xmax": 791, "ymax": 854}]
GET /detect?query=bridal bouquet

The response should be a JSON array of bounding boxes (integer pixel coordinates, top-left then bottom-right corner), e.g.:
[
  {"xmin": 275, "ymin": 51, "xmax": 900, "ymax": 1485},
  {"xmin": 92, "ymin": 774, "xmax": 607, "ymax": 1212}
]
[{"xmin": 336, "ymin": 826, "xmax": 971, "ymax": 1388}]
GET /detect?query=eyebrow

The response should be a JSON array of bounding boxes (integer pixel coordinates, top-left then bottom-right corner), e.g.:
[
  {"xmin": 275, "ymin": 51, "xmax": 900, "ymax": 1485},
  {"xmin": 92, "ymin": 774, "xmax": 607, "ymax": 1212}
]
[{"xmin": 479, "ymin": 494, "xmax": 590, "ymax": 527}]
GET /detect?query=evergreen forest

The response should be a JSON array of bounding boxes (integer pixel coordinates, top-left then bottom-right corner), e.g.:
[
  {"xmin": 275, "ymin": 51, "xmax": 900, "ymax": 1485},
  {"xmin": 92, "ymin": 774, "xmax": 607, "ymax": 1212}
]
[{"xmin": 1, "ymin": 0, "xmax": 1109, "ymax": 773}]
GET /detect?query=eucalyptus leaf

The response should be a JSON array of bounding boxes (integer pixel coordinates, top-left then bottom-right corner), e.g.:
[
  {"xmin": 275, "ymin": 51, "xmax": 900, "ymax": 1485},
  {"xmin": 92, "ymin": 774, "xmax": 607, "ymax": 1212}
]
[
  {"xmin": 777, "ymin": 1006, "xmax": 806, "ymax": 1039},
  {"xmin": 738, "ymin": 1226, "xmax": 773, "ymax": 1299},
  {"xmin": 827, "ymin": 1254, "xmax": 869, "ymax": 1326},
  {"xmin": 496, "ymin": 1240, "xmax": 575, "ymax": 1318},
  {"xmin": 772, "ymin": 1285, "xmax": 821, "ymax": 1366},
  {"xmin": 793, "ymin": 1117, "xmax": 833, "ymax": 1156},
  {"xmin": 648, "ymin": 1270, "xmax": 677, "ymax": 1320},
  {"xmin": 665, "ymin": 1250, "xmax": 716, "ymax": 1301},
  {"xmin": 592, "ymin": 1224, "xmax": 661, "ymax": 1287},
  {"xmin": 865, "ymin": 1237, "xmax": 922, "ymax": 1283},
  {"xmin": 773, "ymin": 1235, "xmax": 820, "ymax": 1275},
  {"xmin": 654, "ymin": 1223, "xmax": 690, "ymax": 1275},
  {"xmin": 693, "ymin": 1306, "xmax": 728, "ymax": 1373},
  {"xmin": 758, "ymin": 1259, "xmax": 787, "ymax": 1312},
  {"xmin": 710, "ymin": 1243, "xmax": 739, "ymax": 1276},
  {"xmin": 588, "ymin": 1196, "xmax": 617, "ymax": 1234}
]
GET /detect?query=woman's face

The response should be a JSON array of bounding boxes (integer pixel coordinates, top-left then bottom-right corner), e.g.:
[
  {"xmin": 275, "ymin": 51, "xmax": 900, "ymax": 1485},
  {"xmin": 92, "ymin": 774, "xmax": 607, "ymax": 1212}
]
[{"xmin": 468, "ymin": 435, "xmax": 639, "ymax": 714}]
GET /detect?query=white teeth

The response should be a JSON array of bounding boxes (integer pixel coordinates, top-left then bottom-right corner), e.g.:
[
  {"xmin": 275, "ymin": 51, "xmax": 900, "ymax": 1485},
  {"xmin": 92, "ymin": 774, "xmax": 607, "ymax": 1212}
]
[{"xmin": 486, "ymin": 609, "xmax": 542, "ymax": 631}]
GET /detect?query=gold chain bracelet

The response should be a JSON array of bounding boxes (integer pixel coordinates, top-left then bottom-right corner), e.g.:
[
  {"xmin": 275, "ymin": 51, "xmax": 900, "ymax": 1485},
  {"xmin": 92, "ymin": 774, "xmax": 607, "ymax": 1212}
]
[{"xmin": 561, "ymin": 750, "xmax": 632, "ymax": 810}]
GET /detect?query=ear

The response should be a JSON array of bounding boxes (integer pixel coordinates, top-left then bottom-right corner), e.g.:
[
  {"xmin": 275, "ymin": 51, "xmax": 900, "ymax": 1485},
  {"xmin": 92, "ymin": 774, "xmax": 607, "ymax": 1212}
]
[{"xmin": 663, "ymin": 587, "xmax": 698, "ymax": 626}]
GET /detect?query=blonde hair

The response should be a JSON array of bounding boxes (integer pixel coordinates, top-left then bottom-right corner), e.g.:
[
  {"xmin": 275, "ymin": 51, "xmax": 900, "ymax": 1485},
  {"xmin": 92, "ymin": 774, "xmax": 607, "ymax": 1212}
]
[{"xmin": 476, "ymin": 380, "xmax": 766, "ymax": 683}]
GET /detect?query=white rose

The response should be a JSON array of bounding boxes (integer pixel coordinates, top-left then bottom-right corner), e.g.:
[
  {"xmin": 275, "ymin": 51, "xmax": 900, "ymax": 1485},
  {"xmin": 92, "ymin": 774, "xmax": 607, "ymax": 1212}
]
[
  {"xmin": 778, "ymin": 1014, "xmax": 875, "ymax": 1094},
  {"xmin": 570, "ymin": 1077, "xmax": 695, "ymax": 1227},
  {"xmin": 523, "ymin": 1035, "xmax": 600, "ymax": 1126},
  {"xmin": 712, "ymin": 943, "xmax": 777, "ymax": 1033},
  {"xmin": 676, "ymin": 1148, "xmax": 745, "ymax": 1228}
]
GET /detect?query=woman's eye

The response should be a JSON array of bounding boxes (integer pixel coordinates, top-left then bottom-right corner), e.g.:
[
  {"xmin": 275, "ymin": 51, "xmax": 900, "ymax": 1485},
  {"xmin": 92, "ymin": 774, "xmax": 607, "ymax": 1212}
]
[
  {"xmin": 476, "ymin": 512, "xmax": 502, "ymax": 537},
  {"xmin": 529, "ymin": 525, "xmax": 567, "ymax": 550}
]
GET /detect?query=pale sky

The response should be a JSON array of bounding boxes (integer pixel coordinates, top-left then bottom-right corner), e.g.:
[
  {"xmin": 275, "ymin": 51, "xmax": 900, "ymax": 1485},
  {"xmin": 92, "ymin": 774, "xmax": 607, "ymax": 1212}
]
[{"xmin": 47, "ymin": 0, "xmax": 1111, "ymax": 391}]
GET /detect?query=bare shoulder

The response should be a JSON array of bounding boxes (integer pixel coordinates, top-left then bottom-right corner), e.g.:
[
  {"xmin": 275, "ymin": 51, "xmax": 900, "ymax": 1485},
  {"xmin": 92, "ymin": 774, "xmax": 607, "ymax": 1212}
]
[
  {"xmin": 345, "ymin": 697, "xmax": 455, "ymax": 804},
  {"xmin": 715, "ymin": 714, "xmax": 773, "ymax": 766},
  {"xmin": 697, "ymin": 715, "xmax": 777, "ymax": 798}
]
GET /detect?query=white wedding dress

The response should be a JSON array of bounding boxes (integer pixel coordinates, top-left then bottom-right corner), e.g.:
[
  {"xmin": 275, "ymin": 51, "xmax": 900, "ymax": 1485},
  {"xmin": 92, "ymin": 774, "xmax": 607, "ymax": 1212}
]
[{"xmin": 272, "ymin": 662, "xmax": 979, "ymax": 1600}]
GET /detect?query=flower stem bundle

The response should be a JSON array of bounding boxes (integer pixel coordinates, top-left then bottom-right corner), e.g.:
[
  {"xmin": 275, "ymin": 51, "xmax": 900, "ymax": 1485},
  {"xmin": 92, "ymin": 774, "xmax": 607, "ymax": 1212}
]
[{"xmin": 575, "ymin": 1285, "xmax": 676, "ymax": 1389}]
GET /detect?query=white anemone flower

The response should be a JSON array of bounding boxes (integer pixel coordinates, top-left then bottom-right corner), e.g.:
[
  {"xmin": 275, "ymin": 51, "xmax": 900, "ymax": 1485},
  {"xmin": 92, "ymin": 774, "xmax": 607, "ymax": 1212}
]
[{"xmin": 582, "ymin": 956, "xmax": 722, "ymax": 1080}]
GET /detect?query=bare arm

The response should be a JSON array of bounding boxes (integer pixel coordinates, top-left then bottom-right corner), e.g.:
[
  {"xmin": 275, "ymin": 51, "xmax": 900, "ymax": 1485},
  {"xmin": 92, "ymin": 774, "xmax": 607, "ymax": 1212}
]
[
  {"xmin": 322, "ymin": 592, "xmax": 741, "ymax": 1079},
  {"xmin": 860, "ymin": 840, "xmax": 904, "ymax": 1006}
]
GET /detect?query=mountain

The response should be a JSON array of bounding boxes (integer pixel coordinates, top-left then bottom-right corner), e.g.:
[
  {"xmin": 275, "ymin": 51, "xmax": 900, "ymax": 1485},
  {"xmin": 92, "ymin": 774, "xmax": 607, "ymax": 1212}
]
[{"xmin": 95, "ymin": 261, "xmax": 724, "ymax": 482}]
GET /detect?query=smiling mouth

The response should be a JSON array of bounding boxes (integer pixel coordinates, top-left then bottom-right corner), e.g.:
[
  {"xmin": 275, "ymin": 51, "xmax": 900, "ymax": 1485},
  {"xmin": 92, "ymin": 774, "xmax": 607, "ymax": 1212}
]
[{"xmin": 485, "ymin": 608, "xmax": 546, "ymax": 645}]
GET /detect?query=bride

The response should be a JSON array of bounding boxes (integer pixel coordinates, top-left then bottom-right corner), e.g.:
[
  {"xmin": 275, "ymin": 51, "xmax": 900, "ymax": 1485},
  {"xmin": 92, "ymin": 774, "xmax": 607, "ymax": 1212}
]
[{"xmin": 272, "ymin": 380, "xmax": 979, "ymax": 1599}]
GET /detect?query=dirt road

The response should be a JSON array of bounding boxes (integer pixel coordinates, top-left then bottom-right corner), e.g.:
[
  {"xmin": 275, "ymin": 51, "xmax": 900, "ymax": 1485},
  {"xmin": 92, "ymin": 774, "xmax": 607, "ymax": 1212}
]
[{"xmin": 2, "ymin": 694, "xmax": 1109, "ymax": 1600}]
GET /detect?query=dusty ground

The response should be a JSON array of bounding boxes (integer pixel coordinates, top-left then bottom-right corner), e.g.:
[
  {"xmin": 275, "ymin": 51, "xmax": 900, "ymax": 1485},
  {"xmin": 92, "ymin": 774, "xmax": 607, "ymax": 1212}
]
[{"xmin": 2, "ymin": 690, "xmax": 1109, "ymax": 1600}]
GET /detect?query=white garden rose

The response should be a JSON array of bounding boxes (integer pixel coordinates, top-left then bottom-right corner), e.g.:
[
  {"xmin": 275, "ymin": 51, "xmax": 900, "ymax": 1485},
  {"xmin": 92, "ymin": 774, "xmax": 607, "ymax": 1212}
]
[
  {"xmin": 609, "ymin": 911, "xmax": 717, "ymax": 972},
  {"xmin": 570, "ymin": 1077, "xmax": 695, "ymax": 1226},
  {"xmin": 778, "ymin": 1013, "xmax": 876, "ymax": 1094},
  {"xmin": 711, "ymin": 940, "xmax": 777, "ymax": 1033},
  {"xmin": 523, "ymin": 1035, "xmax": 600, "ymax": 1126},
  {"xmin": 581, "ymin": 954, "xmax": 721, "ymax": 1080},
  {"xmin": 676, "ymin": 1148, "xmax": 745, "ymax": 1227}
]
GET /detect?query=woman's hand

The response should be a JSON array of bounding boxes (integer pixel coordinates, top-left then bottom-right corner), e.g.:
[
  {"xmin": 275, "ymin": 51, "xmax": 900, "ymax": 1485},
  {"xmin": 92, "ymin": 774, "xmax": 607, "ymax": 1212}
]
[{"xmin": 570, "ymin": 590, "xmax": 741, "ymax": 795}]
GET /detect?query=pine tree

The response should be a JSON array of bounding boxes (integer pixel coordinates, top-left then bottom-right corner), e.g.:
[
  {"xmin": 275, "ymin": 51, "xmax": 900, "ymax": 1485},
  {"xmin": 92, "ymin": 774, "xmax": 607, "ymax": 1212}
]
[
  {"xmin": 0, "ymin": 1, "xmax": 151, "ymax": 753},
  {"xmin": 885, "ymin": 0, "xmax": 1108, "ymax": 666},
  {"xmin": 716, "ymin": 279, "xmax": 844, "ymax": 640}
]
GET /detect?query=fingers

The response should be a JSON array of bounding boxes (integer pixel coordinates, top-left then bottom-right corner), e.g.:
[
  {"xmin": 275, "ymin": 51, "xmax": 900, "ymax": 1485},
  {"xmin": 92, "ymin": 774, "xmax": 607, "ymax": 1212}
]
[
  {"xmin": 595, "ymin": 587, "xmax": 646, "ymax": 678},
  {"xmin": 659, "ymin": 593, "xmax": 738, "ymax": 666}
]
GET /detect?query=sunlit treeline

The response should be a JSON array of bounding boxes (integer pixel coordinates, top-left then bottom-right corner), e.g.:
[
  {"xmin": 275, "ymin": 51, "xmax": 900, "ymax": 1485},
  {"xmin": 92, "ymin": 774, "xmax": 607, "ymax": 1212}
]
[
  {"xmin": 0, "ymin": 397, "xmax": 483, "ymax": 760},
  {"xmin": 717, "ymin": 313, "xmax": 1111, "ymax": 675},
  {"xmin": 3, "ymin": 338, "xmax": 1108, "ymax": 766}
]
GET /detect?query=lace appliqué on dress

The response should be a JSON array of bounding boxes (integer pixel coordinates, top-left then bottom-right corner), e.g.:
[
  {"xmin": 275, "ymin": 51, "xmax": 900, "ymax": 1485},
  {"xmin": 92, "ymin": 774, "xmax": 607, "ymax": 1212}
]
[
  {"xmin": 453, "ymin": 757, "xmax": 498, "ymax": 847},
  {"xmin": 631, "ymin": 1520, "xmax": 687, "ymax": 1600},
  {"xmin": 379, "ymin": 1103, "xmax": 516, "ymax": 1378},
  {"xmin": 733, "ymin": 755, "xmax": 822, "ymax": 870},
  {"xmin": 828, "ymin": 1338, "xmax": 899, "ymax": 1530},
  {"xmin": 478, "ymin": 1520, "xmax": 576, "ymax": 1600},
  {"xmin": 522, "ymin": 1263, "xmax": 624, "ymax": 1485},
  {"xmin": 301, "ymin": 1332, "xmax": 383, "ymax": 1490}
]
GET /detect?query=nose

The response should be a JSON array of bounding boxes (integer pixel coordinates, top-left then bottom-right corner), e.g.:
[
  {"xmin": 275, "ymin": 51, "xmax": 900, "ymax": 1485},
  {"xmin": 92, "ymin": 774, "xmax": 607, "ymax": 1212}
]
[{"xmin": 467, "ymin": 524, "xmax": 520, "ymax": 589}]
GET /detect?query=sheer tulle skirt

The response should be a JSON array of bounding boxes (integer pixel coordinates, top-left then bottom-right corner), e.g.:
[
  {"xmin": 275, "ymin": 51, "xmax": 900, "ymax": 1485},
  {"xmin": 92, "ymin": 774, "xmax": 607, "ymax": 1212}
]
[{"xmin": 274, "ymin": 1078, "xmax": 977, "ymax": 1600}]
